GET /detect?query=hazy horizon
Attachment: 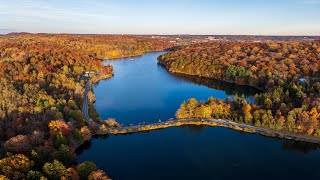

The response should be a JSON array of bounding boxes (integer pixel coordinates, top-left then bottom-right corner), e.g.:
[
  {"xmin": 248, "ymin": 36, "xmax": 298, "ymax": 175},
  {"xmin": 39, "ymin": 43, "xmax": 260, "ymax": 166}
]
[
  {"xmin": 1, "ymin": 0, "xmax": 320, "ymax": 36},
  {"xmin": 2, "ymin": 32, "xmax": 320, "ymax": 37}
]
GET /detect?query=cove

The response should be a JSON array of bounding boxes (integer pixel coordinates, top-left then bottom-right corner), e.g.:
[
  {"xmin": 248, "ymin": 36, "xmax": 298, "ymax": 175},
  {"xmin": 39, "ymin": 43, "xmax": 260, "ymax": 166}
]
[
  {"xmin": 77, "ymin": 52, "xmax": 320, "ymax": 180},
  {"xmin": 92, "ymin": 52, "xmax": 258, "ymax": 125}
]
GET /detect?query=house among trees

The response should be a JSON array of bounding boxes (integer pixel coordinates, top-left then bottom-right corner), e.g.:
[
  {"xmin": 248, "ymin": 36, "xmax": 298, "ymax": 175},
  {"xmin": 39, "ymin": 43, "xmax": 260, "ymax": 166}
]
[
  {"xmin": 84, "ymin": 71, "xmax": 97, "ymax": 77},
  {"xmin": 299, "ymin": 78, "xmax": 308, "ymax": 86}
]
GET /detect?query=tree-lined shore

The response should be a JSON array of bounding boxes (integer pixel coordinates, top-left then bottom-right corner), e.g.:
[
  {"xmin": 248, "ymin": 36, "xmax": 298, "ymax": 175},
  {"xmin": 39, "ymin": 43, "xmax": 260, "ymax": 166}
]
[{"xmin": 159, "ymin": 41, "xmax": 320, "ymax": 138}]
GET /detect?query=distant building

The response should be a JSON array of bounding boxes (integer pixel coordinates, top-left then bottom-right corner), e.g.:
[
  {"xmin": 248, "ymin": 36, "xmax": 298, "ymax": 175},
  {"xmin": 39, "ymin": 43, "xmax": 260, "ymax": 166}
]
[{"xmin": 207, "ymin": 36, "xmax": 216, "ymax": 41}]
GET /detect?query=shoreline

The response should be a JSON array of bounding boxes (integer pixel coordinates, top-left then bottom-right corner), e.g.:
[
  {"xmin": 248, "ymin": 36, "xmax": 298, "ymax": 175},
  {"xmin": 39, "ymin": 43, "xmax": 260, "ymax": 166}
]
[
  {"xmin": 157, "ymin": 58, "xmax": 267, "ymax": 92},
  {"xmin": 96, "ymin": 118, "xmax": 320, "ymax": 144},
  {"xmin": 83, "ymin": 52, "xmax": 320, "ymax": 147},
  {"xmin": 96, "ymin": 50, "xmax": 168, "ymax": 61}
]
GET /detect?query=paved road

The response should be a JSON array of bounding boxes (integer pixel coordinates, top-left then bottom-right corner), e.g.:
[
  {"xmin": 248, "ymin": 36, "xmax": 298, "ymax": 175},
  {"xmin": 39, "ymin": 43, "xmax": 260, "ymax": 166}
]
[
  {"xmin": 110, "ymin": 118, "xmax": 320, "ymax": 143},
  {"xmin": 82, "ymin": 79, "xmax": 91, "ymax": 122},
  {"xmin": 81, "ymin": 78, "xmax": 320, "ymax": 144}
]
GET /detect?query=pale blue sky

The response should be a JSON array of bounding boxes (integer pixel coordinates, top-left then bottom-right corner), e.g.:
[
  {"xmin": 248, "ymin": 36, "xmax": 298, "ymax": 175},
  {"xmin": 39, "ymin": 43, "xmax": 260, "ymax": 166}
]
[{"xmin": 0, "ymin": 0, "xmax": 319, "ymax": 35}]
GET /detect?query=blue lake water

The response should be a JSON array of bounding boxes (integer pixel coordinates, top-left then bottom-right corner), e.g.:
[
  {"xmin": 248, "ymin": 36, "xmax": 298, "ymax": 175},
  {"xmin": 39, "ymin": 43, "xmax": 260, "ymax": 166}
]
[
  {"xmin": 77, "ymin": 52, "xmax": 320, "ymax": 180},
  {"xmin": 92, "ymin": 51, "xmax": 258, "ymax": 125}
]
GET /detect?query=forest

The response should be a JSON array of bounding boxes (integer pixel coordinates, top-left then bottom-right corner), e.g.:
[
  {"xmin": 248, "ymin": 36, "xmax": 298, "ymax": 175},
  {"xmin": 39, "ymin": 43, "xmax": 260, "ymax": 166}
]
[
  {"xmin": 0, "ymin": 33, "xmax": 173, "ymax": 179},
  {"xmin": 159, "ymin": 41, "xmax": 320, "ymax": 137}
]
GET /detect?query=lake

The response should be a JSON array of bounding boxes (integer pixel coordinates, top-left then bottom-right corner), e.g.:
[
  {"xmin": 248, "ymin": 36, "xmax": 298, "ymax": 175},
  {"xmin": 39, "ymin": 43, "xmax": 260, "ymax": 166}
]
[
  {"xmin": 77, "ymin": 52, "xmax": 320, "ymax": 180},
  {"xmin": 91, "ymin": 52, "xmax": 258, "ymax": 125}
]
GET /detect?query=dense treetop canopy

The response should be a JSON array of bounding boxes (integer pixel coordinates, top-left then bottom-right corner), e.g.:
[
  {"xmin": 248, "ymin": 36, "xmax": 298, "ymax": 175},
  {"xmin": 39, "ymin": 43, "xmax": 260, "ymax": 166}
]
[
  {"xmin": 0, "ymin": 33, "xmax": 172, "ymax": 179},
  {"xmin": 159, "ymin": 41, "xmax": 320, "ymax": 91},
  {"xmin": 160, "ymin": 41, "xmax": 320, "ymax": 137}
]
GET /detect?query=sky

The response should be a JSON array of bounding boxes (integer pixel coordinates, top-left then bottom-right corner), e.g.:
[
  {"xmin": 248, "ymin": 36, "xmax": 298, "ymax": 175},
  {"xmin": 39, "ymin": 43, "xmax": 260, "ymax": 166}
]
[{"xmin": 0, "ymin": 0, "xmax": 319, "ymax": 35}]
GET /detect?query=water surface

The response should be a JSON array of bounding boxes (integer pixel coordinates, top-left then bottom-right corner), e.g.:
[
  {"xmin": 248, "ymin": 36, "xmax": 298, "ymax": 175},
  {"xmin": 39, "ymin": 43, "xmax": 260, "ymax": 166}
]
[
  {"xmin": 93, "ymin": 52, "xmax": 258, "ymax": 124},
  {"xmin": 77, "ymin": 126, "xmax": 320, "ymax": 180},
  {"xmin": 78, "ymin": 52, "xmax": 320, "ymax": 180}
]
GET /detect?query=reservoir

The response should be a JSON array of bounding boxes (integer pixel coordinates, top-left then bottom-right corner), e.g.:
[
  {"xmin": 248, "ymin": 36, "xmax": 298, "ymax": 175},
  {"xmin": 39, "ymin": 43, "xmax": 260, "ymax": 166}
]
[
  {"xmin": 77, "ymin": 52, "xmax": 320, "ymax": 180},
  {"xmin": 91, "ymin": 52, "xmax": 258, "ymax": 125}
]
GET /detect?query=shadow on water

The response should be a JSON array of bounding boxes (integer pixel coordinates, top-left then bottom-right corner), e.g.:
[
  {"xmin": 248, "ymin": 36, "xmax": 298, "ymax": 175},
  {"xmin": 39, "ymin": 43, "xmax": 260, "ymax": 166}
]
[
  {"xmin": 185, "ymin": 125, "xmax": 320, "ymax": 153},
  {"xmin": 282, "ymin": 140, "xmax": 320, "ymax": 154},
  {"xmin": 78, "ymin": 52, "xmax": 320, "ymax": 179},
  {"xmin": 75, "ymin": 141, "xmax": 92, "ymax": 156},
  {"xmin": 181, "ymin": 125, "xmax": 320, "ymax": 153},
  {"xmin": 75, "ymin": 135, "xmax": 108, "ymax": 155},
  {"xmin": 76, "ymin": 126, "xmax": 320, "ymax": 155},
  {"xmin": 168, "ymin": 71, "xmax": 263, "ymax": 98}
]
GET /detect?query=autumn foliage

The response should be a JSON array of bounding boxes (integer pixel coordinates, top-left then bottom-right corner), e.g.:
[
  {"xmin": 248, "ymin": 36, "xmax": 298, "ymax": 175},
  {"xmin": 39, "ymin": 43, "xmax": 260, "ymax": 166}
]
[
  {"xmin": 159, "ymin": 41, "xmax": 320, "ymax": 91},
  {"xmin": 170, "ymin": 41, "xmax": 320, "ymax": 137},
  {"xmin": 0, "ymin": 33, "xmax": 172, "ymax": 179}
]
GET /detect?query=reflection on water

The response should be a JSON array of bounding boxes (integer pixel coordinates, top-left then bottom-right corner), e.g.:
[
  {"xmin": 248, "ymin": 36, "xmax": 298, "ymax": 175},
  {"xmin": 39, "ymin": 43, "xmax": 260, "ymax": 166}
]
[
  {"xmin": 77, "ymin": 126, "xmax": 320, "ymax": 180},
  {"xmin": 93, "ymin": 51, "xmax": 261, "ymax": 125},
  {"xmin": 76, "ymin": 140, "xmax": 92, "ymax": 156},
  {"xmin": 282, "ymin": 140, "xmax": 320, "ymax": 154},
  {"xmin": 79, "ymin": 52, "xmax": 320, "ymax": 180},
  {"xmin": 77, "ymin": 126, "xmax": 320, "ymax": 155},
  {"xmin": 157, "ymin": 125, "xmax": 320, "ymax": 153},
  {"xmin": 170, "ymin": 72, "xmax": 262, "ymax": 98}
]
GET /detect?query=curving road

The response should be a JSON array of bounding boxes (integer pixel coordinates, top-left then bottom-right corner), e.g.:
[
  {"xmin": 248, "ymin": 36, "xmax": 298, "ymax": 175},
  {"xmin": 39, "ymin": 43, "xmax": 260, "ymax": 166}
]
[
  {"xmin": 82, "ymin": 79, "xmax": 91, "ymax": 122},
  {"xmin": 110, "ymin": 118, "xmax": 320, "ymax": 144},
  {"xmin": 81, "ymin": 78, "xmax": 320, "ymax": 144}
]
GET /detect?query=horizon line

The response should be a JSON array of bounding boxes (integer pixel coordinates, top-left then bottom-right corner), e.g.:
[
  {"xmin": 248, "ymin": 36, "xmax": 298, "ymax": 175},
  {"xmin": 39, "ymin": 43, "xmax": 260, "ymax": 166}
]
[{"xmin": 2, "ymin": 32, "xmax": 320, "ymax": 37}]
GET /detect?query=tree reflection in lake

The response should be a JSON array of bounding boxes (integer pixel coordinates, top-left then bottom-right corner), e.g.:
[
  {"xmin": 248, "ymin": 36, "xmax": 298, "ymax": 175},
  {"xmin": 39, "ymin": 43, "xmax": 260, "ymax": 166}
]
[
  {"xmin": 81, "ymin": 52, "xmax": 320, "ymax": 179},
  {"xmin": 77, "ymin": 126, "xmax": 320, "ymax": 180},
  {"xmin": 170, "ymin": 72, "xmax": 262, "ymax": 98},
  {"xmin": 179, "ymin": 125, "xmax": 320, "ymax": 154},
  {"xmin": 282, "ymin": 140, "xmax": 320, "ymax": 154}
]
